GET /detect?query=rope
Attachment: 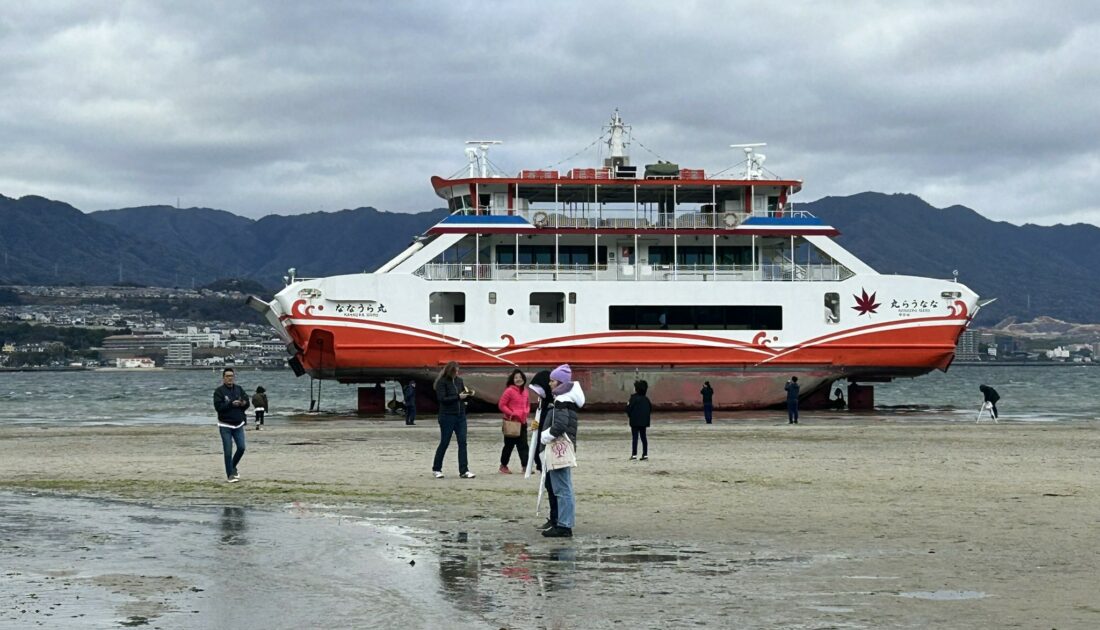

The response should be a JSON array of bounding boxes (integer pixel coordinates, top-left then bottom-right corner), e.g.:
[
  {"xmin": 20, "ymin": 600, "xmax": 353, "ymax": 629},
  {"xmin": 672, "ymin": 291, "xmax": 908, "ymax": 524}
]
[
  {"xmin": 627, "ymin": 132, "xmax": 666, "ymax": 162},
  {"xmin": 543, "ymin": 132, "xmax": 607, "ymax": 170}
]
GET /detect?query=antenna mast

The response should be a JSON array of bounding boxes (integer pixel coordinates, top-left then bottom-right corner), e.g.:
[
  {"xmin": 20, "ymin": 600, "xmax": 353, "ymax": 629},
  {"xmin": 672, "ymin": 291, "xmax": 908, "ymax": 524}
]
[
  {"xmin": 730, "ymin": 143, "xmax": 767, "ymax": 179},
  {"xmin": 464, "ymin": 140, "xmax": 503, "ymax": 177}
]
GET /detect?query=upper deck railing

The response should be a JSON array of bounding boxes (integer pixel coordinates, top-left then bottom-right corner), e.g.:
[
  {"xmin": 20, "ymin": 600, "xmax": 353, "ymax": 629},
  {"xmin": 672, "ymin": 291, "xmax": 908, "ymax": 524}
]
[
  {"xmin": 515, "ymin": 208, "xmax": 817, "ymax": 230},
  {"xmin": 413, "ymin": 262, "xmax": 853, "ymax": 282}
]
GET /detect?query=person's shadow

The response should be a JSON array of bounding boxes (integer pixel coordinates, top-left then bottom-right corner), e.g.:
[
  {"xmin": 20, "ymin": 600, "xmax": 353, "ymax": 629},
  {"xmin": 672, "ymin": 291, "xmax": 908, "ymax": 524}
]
[{"xmin": 219, "ymin": 506, "xmax": 248, "ymax": 545}]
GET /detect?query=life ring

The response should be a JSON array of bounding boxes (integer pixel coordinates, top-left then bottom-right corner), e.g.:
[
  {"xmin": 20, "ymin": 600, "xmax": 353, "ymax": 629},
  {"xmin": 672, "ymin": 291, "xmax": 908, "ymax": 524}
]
[
  {"xmin": 723, "ymin": 213, "xmax": 740, "ymax": 228},
  {"xmin": 533, "ymin": 211, "xmax": 549, "ymax": 227}
]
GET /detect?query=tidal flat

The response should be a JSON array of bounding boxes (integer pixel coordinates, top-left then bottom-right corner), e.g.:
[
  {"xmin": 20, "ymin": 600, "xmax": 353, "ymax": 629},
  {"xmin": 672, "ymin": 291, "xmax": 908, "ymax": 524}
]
[{"xmin": 1, "ymin": 417, "xmax": 1098, "ymax": 628}]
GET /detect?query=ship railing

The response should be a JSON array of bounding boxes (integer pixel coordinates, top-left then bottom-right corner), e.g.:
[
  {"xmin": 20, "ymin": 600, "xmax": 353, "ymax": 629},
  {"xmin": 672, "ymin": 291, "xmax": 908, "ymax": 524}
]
[
  {"xmin": 521, "ymin": 206, "xmax": 818, "ymax": 229},
  {"xmin": 527, "ymin": 211, "xmax": 751, "ymax": 230},
  {"xmin": 414, "ymin": 263, "xmax": 852, "ymax": 282}
]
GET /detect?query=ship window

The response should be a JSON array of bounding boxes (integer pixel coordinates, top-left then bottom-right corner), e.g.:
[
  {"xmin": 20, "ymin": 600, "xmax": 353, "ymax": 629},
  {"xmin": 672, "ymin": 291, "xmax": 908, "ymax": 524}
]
[
  {"xmin": 609, "ymin": 305, "xmax": 782, "ymax": 330},
  {"xmin": 488, "ymin": 292, "xmax": 497, "ymax": 305},
  {"xmin": 530, "ymin": 293, "xmax": 565, "ymax": 323},
  {"xmin": 429, "ymin": 292, "xmax": 466, "ymax": 324},
  {"xmin": 649, "ymin": 246, "xmax": 750, "ymax": 266},
  {"xmin": 503, "ymin": 245, "xmax": 608, "ymax": 265},
  {"xmin": 825, "ymin": 293, "xmax": 840, "ymax": 324},
  {"xmin": 569, "ymin": 292, "xmax": 576, "ymax": 304}
]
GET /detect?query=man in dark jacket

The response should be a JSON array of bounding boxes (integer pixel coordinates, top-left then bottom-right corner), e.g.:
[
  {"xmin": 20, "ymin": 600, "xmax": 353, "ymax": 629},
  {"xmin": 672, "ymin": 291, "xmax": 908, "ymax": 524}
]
[
  {"xmin": 627, "ymin": 380, "xmax": 652, "ymax": 460},
  {"xmin": 979, "ymin": 384, "xmax": 1000, "ymax": 419},
  {"xmin": 700, "ymin": 381, "xmax": 714, "ymax": 424},
  {"xmin": 784, "ymin": 376, "xmax": 800, "ymax": 424},
  {"xmin": 213, "ymin": 368, "xmax": 250, "ymax": 482},
  {"xmin": 403, "ymin": 381, "xmax": 417, "ymax": 425}
]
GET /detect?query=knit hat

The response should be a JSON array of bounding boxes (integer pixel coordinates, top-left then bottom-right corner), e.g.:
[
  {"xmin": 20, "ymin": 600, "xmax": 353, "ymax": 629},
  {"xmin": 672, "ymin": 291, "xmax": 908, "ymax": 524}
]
[{"xmin": 550, "ymin": 364, "xmax": 572, "ymax": 386}]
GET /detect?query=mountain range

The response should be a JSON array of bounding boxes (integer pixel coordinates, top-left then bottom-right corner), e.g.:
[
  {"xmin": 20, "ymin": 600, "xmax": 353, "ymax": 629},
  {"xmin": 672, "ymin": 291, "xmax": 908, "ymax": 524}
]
[{"xmin": 1, "ymin": 191, "xmax": 1096, "ymax": 325}]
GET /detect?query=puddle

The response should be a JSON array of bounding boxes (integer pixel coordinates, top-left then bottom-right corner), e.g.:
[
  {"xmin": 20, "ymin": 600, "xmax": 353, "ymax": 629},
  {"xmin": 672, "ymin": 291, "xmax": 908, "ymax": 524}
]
[{"xmin": 898, "ymin": 590, "xmax": 987, "ymax": 600}]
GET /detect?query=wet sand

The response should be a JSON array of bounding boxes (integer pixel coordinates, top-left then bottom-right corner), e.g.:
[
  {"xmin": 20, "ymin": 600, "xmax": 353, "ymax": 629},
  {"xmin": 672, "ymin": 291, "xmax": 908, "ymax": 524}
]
[{"xmin": 2, "ymin": 414, "xmax": 1099, "ymax": 628}]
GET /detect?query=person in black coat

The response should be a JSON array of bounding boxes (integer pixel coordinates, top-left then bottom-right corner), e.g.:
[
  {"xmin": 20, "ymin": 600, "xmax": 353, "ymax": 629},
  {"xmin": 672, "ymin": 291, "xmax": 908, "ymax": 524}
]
[
  {"xmin": 700, "ymin": 381, "xmax": 714, "ymax": 424},
  {"xmin": 626, "ymin": 380, "xmax": 652, "ymax": 460},
  {"xmin": 432, "ymin": 361, "xmax": 474, "ymax": 479},
  {"xmin": 528, "ymin": 369, "xmax": 558, "ymax": 531},
  {"xmin": 784, "ymin": 376, "xmax": 800, "ymax": 424},
  {"xmin": 979, "ymin": 384, "xmax": 1000, "ymax": 419},
  {"xmin": 403, "ymin": 381, "xmax": 417, "ymax": 425}
]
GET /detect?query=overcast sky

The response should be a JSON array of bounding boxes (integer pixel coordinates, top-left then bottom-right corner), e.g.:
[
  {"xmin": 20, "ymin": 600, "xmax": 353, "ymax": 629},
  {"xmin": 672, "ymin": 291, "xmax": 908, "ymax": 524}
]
[{"xmin": 2, "ymin": 1, "xmax": 1098, "ymax": 225}]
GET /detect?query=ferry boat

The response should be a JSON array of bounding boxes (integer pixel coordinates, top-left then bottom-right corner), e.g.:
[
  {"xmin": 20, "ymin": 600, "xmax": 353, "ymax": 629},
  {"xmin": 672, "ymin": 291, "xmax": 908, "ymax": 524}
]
[{"xmin": 253, "ymin": 112, "xmax": 981, "ymax": 411}]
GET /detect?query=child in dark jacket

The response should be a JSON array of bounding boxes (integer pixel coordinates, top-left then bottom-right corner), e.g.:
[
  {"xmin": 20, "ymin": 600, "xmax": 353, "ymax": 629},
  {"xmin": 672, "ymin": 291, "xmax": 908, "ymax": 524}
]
[{"xmin": 626, "ymin": 380, "xmax": 652, "ymax": 460}]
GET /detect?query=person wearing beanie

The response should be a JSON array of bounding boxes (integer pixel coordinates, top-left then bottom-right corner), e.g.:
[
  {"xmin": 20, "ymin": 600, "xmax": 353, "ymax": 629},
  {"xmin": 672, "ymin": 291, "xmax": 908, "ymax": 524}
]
[
  {"xmin": 529, "ymin": 369, "xmax": 559, "ymax": 530},
  {"xmin": 540, "ymin": 364, "xmax": 584, "ymax": 537},
  {"xmin": 626, "ymin": 380, "xmax": 651, "ymax": 460}
]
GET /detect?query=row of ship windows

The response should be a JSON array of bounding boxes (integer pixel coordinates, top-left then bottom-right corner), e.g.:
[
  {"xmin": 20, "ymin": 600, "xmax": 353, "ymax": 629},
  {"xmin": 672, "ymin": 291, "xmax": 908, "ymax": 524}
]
[
  {"xmin": 492, "ymin": 245, "xmax": 754, "ymax": 266},
  {"xmin": 428, "ymin": 291, "xmax": 813, "ymax": 329}
]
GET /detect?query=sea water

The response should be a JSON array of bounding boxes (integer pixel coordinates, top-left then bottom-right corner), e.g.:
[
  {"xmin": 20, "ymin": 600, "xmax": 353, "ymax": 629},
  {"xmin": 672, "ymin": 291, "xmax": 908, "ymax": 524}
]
[{"xmin": 0, "ymin": 364, "xmax": 1096, "ymax": 426}]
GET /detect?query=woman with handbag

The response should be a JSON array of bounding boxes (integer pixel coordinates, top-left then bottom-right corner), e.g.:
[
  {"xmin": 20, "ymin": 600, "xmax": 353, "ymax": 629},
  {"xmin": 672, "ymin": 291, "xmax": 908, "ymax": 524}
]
[
  {"xmin": 540, "ymin": 364, "xmax": 584, "ymax": 538},
  {"xmin": 497, "ymin": 369, "xmax": 530, "ymax": 474}
]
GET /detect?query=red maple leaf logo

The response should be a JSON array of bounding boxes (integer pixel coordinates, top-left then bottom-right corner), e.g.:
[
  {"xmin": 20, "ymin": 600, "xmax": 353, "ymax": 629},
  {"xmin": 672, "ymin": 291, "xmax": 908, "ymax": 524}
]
[{"xmin": 852, "ymin": 289, "xmax": 880, "ymax": 316}]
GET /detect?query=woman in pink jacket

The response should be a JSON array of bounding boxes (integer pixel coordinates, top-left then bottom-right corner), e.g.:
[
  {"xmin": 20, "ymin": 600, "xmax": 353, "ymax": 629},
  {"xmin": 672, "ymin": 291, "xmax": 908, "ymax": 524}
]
[{"xmin": 497, "ymin": 369, "xmax": 531, "ymax": 474}]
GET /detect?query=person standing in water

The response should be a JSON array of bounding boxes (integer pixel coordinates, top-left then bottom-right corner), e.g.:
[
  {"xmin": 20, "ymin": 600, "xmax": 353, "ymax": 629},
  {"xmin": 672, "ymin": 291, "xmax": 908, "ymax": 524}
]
[
  {"xmin": 979, "ymin": 384, "xmax": 1000, "ymax": 419},
  {"xmin": 213, "ymin": 368, "xmax": 249, "ymax": 482},
  {"xmin": 784, "ymin": 376, "xmax": 800, "ymax": 424}
]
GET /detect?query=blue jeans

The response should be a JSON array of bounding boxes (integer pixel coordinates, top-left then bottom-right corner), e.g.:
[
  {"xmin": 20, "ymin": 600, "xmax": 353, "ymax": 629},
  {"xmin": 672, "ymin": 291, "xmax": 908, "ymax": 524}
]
[
  {"xmin": 787, "ymin": 400, "xmax": 799, "ymax": 422},
  {"xmin": 406, "ymin": 406, "xmax": 416, "ymax": 424},
  {"xmin": 548, "ymin": 466, "xmax": 575, "ymax": 528},
  {"xmin": 433, "ymin": 413, "xmax": 469, "ymax": 474},
  {"xmin": 219, "ymin": 425, "xmax": 246, "ymax": 478},
  {"xmin": 703, "ymin": 402, "xmax": 713, "ymax": 424}
]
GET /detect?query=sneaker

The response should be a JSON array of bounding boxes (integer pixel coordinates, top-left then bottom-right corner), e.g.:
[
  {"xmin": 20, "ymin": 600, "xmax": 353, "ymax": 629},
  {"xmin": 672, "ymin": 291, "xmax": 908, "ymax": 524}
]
[
  {"xmin": 499, "ymin": 465, "xmax": 511, "ymax": 474},
  {"xmin": 535, "ymin": 518, "xmax": 554, "ymax": 530},
  {"xmin": 541, "ymin": 526, "xmax": 573, "ymax": 538},
  {"xmin": 433, "ymin": 470, "xmax": 444, "ymax": 479},
  {"xmin": 227, "ymin": 477, "xmax": 240, "ymax": 483},
  {"xmin": 640, "ymin": 455, "xmax": 648, "ymax": 460},
  {"xmin": 459, "ymin": 471, "xmax": 476, "ymax": 479},
  {"xmin": 629, "ymin": 455, "xmax": 637, "ymax": 460}
]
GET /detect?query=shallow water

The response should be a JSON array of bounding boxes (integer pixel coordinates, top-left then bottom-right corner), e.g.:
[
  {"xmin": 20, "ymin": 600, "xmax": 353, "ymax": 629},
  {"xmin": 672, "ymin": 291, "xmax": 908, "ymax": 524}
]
[
  {"xmin": 0, "ymin": 364, "xmax": 1096, "ymax": 426},
  {"xmin": 4, "ymin": 491, "xmax": 1005, "ymax": 629},
  {"xmin": 0, "ymin": 492, "xmax": 484, "ymax": 629}
]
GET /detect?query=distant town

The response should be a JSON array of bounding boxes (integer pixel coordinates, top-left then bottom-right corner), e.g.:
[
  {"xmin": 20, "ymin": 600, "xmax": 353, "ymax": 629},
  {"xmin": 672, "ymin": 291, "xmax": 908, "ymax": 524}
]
[
  {"xmin": 2, "ymin": 284, "xmax": 1098, "ymax": 370},
  {"xmin": 1, "ymin": 284, "xmax": 285, "ymax": 369}
]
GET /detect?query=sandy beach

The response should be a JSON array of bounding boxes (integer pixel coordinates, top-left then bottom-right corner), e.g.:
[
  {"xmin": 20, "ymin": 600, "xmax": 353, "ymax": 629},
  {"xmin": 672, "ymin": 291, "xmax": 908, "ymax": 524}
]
[{"xmin": 2, "ymin": 414, "xmax": 1099, "ymax": 628}]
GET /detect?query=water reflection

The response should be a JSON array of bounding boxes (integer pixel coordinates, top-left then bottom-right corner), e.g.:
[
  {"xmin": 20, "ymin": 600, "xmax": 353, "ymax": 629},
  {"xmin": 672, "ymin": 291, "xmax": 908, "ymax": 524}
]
[
  {"xmin": 437, "ymin": 531, "xmax": 483, "ymax": 611},
  {"xmin": 219, "ymin": 506, "xmax": 248, "ymax": 545}
]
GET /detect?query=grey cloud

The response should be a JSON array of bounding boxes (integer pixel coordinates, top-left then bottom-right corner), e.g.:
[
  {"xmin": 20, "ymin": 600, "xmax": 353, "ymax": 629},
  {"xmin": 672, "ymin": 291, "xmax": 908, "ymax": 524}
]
[{"xmin": 1, "ymin": 1, "xmax": 1099, "ymax": 224}]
